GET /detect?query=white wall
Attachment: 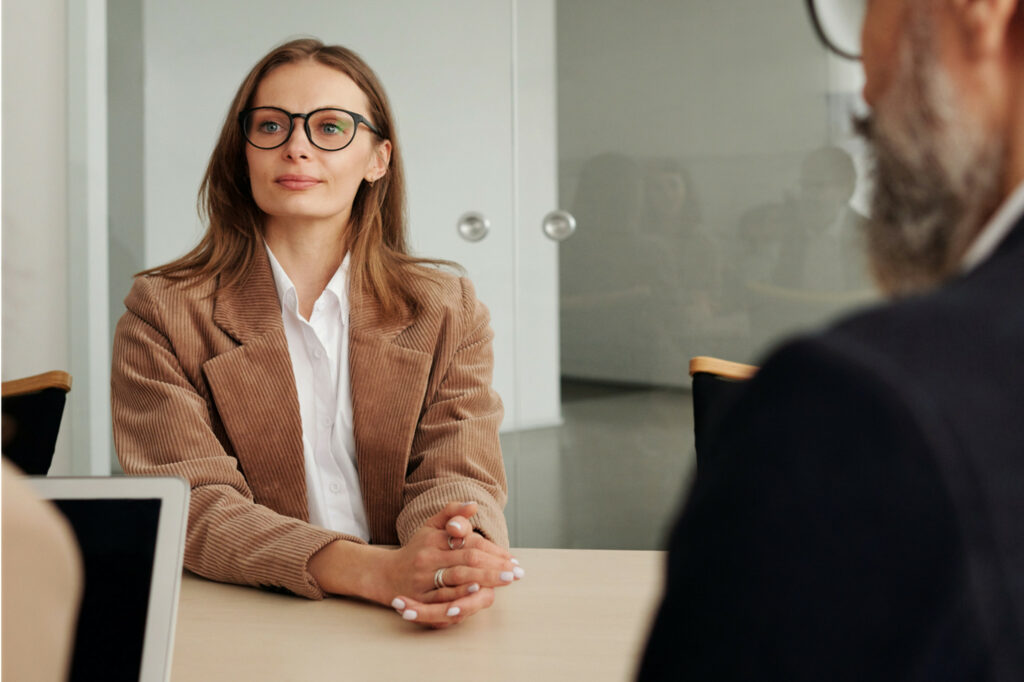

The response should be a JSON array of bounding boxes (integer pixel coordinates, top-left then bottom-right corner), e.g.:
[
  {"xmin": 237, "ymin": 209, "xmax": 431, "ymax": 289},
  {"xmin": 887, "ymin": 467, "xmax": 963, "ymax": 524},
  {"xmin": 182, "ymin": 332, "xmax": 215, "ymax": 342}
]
[{"xmin": 1, "ymin": 0, "xmax": 72, "ymax": 473}]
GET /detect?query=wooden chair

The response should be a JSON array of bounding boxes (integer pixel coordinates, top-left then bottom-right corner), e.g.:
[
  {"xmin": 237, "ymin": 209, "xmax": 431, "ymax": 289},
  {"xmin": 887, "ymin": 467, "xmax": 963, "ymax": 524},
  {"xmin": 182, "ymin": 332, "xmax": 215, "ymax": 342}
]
[
  {"xmin": 2, "ymin": 371, "xmax": 72, "ymax": 475},
  {"xmin": 689, "ymin": 357, "xmax": 757, "ymax": 468}
]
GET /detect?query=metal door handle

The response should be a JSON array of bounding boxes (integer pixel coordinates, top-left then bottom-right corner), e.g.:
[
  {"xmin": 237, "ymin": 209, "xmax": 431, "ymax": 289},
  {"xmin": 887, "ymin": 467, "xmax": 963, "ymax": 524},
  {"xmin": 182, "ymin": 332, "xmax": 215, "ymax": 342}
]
[
  {"xmin": 542, "ymin": 210, "xmax": 577, "ymax": 241},
  {"xmin": 457, "ymin": 212, "xmax": 490, "ymax": 242}
]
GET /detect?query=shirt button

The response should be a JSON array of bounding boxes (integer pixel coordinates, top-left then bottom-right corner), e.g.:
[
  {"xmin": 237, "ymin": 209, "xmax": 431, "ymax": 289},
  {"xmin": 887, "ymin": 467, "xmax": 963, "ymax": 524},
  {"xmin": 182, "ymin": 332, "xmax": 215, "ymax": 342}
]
[
  {"xmin": 329, "ymin": 482, "xmax": 341, "ymax": 494},
  {"xmin": 321, "ymin": 416, "xmax": 332, "ymax": 428},
  {"xmin": 313, "ymin": 348, "xmax": 323, "ymax": 359}
]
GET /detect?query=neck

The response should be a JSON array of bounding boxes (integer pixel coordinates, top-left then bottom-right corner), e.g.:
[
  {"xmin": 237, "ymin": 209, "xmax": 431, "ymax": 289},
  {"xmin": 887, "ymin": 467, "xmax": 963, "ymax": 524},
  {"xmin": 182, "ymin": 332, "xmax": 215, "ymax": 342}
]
[{"xmin": 264, "ymin": 217, "xmax": 349, "ymax": 319}]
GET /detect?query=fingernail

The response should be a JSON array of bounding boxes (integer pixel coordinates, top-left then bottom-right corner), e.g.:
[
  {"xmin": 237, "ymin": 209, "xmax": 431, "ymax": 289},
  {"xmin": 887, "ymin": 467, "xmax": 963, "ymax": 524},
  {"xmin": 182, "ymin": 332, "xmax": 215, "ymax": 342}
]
[
  {"xmin": 460, "ymin": 501, "xmax": 474, "ymax": 507},
  {"xmin": 513, "ymin": 566, "xmax": 526, "ymax": 579},
  {"xmin": 468, "ymin": 583, "xmax": 480, "ymax": 593},
  {"xmin": 500, "ymin": 571, "xmax": 514, "ymax": 582},
  {"xmin": 391, "ymin": 598, "xmax": 405, "ymax": 610},
  {"xmin": 510, "ymin": 558, "xmax": 520, "ymax": 565},
  {"xmin": 402, "ymin": 609, "xmax": 418, "ymax": 621},
  {"xmin": 446, "ymin": 607, "xmax": 461, "ymax": 617},
  {"xmin": 447, "ymin": 520, "xmax": 463, "ymax": 531}
]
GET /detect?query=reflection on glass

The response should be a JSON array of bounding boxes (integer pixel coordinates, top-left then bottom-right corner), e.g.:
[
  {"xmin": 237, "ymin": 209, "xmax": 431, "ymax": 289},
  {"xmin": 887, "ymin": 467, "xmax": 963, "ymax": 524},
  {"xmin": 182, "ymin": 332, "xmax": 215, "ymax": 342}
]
[{"xmin": 511, "ymin": 0, "xmax": 880, "ymax": 551}]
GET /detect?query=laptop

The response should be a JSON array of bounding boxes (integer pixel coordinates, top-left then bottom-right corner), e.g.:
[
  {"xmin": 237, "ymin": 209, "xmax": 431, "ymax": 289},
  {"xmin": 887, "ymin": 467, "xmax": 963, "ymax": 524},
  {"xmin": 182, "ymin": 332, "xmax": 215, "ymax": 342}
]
[{"xmin": 29, "ymin": 476, "xmax": 189, "ymax": 682}]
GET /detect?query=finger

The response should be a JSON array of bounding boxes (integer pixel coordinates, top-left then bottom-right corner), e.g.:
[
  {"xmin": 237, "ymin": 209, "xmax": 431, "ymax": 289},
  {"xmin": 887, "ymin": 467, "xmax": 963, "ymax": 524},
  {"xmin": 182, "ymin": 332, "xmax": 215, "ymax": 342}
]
[
  {"xmin": 391, "ymin": 587, "xmax": 495, "ymax": 627},
  {"xmin": 424, "ymin": 501, "xmax": 478, "ymax": 531},
  {"xmin": 442, "ymin": 547, "xmax": 524, "ymax": 579},
  {"xmin": 443, "ymin": 514, "xmax": 474, "ymax": 540},
  {"xmin": 438, "ymin": 562, "xmax": 522, "ymax": 589},
  {"xmin": 419, "ymin": 581, "xmax": 483, "ymax": 604},
  {"xmin": 457, "ymin": 531, "xmax": 515, "ymax": 562}
]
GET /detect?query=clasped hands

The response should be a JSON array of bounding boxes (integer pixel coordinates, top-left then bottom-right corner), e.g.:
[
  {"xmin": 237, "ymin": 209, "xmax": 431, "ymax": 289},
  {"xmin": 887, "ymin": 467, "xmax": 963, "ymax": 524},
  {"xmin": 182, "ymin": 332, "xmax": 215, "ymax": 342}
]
[
  {"xmin": 308, "ymin": 501, "xmax": 523, "ymax": 628},
  {"xmin": 386, "ymin": 501, "xmax": 523, "ymax": 628}
]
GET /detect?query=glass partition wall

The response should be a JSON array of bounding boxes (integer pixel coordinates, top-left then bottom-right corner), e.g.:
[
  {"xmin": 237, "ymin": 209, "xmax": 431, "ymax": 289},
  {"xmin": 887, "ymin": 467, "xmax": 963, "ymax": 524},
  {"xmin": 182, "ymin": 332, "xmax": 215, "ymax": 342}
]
[{"xmin": 504, "ymin": 1, "xmax": 873, "ymax": 549}]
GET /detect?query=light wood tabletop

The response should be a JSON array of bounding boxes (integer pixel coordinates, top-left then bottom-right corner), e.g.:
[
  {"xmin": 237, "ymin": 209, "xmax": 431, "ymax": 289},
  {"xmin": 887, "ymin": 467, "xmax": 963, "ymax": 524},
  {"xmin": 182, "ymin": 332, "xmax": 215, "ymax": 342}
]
[{"xmin": 171, "ymin": 547, "xmax": 665, "ymax": 681}]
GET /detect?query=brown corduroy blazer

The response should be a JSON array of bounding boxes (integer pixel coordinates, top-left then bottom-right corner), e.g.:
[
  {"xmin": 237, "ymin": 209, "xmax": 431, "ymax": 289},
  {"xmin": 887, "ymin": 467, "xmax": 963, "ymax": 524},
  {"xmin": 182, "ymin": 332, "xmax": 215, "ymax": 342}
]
[{"xmin": 111, "ymin": 248, "xmax": 508, "ymax": 599}]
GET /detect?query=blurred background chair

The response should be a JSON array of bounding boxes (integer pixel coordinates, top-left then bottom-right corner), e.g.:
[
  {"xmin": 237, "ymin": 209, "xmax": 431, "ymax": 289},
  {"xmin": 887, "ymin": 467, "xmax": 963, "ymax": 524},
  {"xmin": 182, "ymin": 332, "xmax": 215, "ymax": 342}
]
[
  {"xmin": 2, "ymin": 370, "xmax": 72, "ymax": 475},
  {"xmin": 689, "ymin": 357, "xmax": 757, "ymax": 468}
]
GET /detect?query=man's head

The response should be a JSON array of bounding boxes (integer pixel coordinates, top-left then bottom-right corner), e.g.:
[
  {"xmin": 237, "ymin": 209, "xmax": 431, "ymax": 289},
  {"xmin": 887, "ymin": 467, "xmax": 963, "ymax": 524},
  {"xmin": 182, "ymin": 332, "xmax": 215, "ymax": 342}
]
[{"xmin": 855, "ymin": 0, "xmax": 1024, "ymax": 295}]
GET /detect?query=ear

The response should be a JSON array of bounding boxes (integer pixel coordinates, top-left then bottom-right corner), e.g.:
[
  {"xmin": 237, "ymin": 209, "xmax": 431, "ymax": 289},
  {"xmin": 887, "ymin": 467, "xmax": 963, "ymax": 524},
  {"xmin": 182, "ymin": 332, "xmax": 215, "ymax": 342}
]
[
  {"xmin": 365, "ymin": 139, "xmax": 392, "ymax": 183},
  {"xmin": 950, "ymin": 0, "xmax": 1020, "ymax": 57}
]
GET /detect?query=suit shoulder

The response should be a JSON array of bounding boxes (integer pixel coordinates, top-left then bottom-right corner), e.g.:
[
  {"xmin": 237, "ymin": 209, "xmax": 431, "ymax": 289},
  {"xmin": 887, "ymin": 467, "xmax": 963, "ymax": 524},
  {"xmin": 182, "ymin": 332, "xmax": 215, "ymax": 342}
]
[
  {"xmin": 122, "ymin": 271, "xmax": 216, "ymax": 327},
  {"xmin": 404, "ymin": 265, "xmax": 480, "ymax": 316}
]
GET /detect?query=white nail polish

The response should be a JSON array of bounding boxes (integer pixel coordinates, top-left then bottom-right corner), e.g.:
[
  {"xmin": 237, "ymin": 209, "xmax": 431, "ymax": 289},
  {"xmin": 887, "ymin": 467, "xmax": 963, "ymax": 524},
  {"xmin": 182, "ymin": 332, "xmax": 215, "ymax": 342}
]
[
  {"xmin": 513, "ymin": 566, "xmax": 525, "ymax": 579},
  {"xmin": 500, "ymin": 571, "xmax": 514, "ymax": 582},
  {"xmin": 446, "ymin": 607, "xmax": 461, "ymax": 617},
  {"xmin": 391, "ymin": 598, "xmax": 405, "ymax": 610},
  {"xmin": 402, "ymin": 609, "xmax": 418, "ymax": 621},
  {"xmin": 447, "ymin": 520, "xmax": 463, "ymax": 531},
  {"xmin": 460, "ymin": 501, "xmax": 474, "ymax": 507},
  {"xmin": 510, "ymin": 558, "xmax": 520, "ymax": 565},
  {"xmin": 468, "ymin": 583, "xmax": 480, "ymax": 593}
]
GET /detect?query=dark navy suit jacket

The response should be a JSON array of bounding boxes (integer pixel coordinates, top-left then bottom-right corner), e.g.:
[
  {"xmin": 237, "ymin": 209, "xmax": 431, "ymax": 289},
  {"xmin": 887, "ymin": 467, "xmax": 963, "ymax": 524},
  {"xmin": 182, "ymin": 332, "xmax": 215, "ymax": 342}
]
[{"xmin": 639, "ymin": 215, "xmax": 1024, "ymax": 681}]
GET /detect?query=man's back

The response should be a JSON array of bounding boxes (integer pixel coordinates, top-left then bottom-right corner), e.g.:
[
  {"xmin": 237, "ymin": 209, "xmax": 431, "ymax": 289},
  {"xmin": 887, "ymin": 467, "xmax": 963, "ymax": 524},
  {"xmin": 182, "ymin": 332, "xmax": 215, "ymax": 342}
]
[{"xmin": 639, "ymin": 217, "xmax": 1024, "ymax": 681}]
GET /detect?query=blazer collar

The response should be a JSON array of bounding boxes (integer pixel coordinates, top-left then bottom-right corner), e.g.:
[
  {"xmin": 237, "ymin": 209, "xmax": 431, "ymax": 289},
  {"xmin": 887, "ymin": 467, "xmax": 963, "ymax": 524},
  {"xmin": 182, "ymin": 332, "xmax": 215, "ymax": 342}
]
[
  {"xmin": 212, "ymin": 245, "xmax": 284, "ymax": 345},
  {"xmin": 206, "ymin": 244, "xmax": 431, "ymax": 539}
]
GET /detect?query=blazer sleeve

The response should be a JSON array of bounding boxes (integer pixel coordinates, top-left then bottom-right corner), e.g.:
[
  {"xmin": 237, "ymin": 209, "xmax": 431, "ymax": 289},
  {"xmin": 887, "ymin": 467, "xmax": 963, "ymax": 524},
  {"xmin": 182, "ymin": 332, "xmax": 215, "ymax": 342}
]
[
  {"xmin": 395, "ymin": 277, "xmax": 509, "ymax": 548},
  {"xmin": 638, "ymin": 337, "xmax": 976, "ymax": 681},
  {"xmin": 111, "ymin": 277, "xmax": 355, "ymax": 599}
]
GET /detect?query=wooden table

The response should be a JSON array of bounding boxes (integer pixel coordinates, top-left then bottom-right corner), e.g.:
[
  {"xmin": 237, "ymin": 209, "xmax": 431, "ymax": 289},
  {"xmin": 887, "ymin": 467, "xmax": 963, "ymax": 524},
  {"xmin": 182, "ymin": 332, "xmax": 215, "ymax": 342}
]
[{"xmin": 171, "ymin": 548, "xmax": 665, "ymax": 681}]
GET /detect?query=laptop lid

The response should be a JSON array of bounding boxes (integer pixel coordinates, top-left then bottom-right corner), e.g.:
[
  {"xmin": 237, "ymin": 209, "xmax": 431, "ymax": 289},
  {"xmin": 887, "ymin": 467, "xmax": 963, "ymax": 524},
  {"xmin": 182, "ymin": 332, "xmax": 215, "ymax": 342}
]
[{"xmin": 29, "ymin": 476, "xmax": 189, "ymax": 682}]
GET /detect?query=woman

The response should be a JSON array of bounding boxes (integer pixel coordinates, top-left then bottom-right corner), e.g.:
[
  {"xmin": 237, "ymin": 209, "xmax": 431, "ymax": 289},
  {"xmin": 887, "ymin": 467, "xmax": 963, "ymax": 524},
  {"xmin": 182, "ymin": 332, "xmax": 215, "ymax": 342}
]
[{"xmin": 111, "ymin": 38, "xmax": 521, "ymax": 627}]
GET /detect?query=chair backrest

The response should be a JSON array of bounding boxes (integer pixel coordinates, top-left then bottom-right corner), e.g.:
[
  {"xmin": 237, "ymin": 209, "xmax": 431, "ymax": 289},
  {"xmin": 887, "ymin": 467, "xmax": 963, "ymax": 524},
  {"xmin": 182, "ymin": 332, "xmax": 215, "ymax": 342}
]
[
  {"xmin": 689, "ymin": 357, "xmax": 757, "ymax": 468},
  {"xmin": 2, "ymin": 371, "xmax": 73, "ymax": 475}
]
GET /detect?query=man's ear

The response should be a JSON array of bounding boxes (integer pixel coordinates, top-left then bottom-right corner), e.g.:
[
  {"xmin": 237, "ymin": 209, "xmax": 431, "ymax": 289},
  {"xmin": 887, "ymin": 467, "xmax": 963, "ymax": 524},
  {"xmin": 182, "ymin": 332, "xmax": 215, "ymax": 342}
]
[{"xmin": 950, "ymin": 0, "xmax": 1020, "ymax": 57}]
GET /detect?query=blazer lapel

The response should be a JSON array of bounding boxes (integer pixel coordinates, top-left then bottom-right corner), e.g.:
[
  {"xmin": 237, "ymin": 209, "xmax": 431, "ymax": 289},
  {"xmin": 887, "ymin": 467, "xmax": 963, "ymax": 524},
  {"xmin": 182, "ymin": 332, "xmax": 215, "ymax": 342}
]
[
  {"xmin": 202, "ymin": 249, "xmax": 309, "ymax": 521},
  {"xmin": 348, "ymin": 284, "xmax": 433, "ymax": 543}
]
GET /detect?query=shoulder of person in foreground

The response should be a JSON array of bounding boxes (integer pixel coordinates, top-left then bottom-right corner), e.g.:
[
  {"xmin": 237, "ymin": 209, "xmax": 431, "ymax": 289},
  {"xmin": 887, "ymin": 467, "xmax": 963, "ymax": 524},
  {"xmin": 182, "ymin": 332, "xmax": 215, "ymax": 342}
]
[{"xmin": 638, "ymin": 320, "xmax": 994, "ymax": 680}]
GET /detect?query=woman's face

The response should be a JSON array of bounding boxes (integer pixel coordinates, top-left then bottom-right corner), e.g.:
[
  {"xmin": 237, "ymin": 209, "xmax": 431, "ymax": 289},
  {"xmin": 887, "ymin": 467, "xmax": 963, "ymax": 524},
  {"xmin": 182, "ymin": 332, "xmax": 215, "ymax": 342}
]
[{"xmin": 245, "ymin": 60, "xmax": 391, "ymax": 232}]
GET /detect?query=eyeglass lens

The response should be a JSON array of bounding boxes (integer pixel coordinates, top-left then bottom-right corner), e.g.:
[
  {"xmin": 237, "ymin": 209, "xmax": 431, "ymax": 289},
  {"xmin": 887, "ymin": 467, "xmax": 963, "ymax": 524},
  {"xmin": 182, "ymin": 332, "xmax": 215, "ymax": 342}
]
[
  {"xmin": 813, "ymin": 0, "xmax": 866, "ymax": 59},
  {"xmin": 243, "ymin": 109, "xmax": 359, "ymax": 151}
]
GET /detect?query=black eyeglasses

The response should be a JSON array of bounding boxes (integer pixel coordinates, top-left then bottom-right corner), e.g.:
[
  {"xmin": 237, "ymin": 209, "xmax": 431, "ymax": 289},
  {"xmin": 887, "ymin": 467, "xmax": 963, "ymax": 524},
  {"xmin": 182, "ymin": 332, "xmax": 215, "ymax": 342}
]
[
  {"xmin": 806, "ymin": 0, "xmax": 866, "ymax": 61},
  {"xmin": 238, "ymin": 107, "xmax": 382, "ymax": 152}
]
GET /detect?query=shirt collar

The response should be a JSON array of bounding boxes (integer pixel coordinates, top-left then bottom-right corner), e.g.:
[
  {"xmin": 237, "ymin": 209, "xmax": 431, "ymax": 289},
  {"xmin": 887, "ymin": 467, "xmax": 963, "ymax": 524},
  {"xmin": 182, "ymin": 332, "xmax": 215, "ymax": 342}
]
[
  {"xmin": 264, "ymin": 242, "xmax": 351, "ymax": 326},
  {"xmin": 961, "ymin": 179, "xmax": 1024, "ymax": 272}
]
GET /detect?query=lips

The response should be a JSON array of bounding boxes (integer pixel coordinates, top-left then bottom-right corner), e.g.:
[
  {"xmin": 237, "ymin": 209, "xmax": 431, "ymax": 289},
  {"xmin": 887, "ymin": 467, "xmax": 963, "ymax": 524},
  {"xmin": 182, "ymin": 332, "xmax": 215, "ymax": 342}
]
[{"xmin": 275, "ymin": 174, "xmax": 321, "ymax": 190}]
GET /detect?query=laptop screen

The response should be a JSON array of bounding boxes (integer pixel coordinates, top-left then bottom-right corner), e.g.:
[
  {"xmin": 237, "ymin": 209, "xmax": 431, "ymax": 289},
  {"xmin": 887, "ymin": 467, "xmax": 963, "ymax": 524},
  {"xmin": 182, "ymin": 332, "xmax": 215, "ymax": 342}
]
[{"xmin": 53, "ymin": 498, "xmax": 162, "ymax": 682}]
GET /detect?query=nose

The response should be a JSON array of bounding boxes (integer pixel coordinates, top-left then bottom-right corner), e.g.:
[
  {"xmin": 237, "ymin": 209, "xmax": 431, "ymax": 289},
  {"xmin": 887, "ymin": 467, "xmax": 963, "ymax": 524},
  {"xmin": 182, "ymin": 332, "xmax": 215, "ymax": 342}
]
[{"xmin": 281, "ymin": 116, "xmax": 313, "ymax": 159}]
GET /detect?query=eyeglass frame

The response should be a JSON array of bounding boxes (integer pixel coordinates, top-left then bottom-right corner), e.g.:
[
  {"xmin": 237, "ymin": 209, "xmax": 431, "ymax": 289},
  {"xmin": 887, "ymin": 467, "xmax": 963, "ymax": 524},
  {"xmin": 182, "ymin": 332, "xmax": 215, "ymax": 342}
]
[
  {"xmin": 805, "ymin": 0, "xmax": 863, "ymax": 61},
  {"xmin": 238, "ymin": 106, "xmax": 383, "ymax": 152}
]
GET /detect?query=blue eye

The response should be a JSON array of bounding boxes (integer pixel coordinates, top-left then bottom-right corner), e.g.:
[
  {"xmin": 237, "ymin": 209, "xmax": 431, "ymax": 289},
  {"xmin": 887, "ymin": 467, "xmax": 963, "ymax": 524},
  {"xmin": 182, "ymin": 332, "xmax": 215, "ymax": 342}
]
[
  {"xmin": 259, "ymin": 121, "xmax": 282, "ymax": 134},
  {"xmin": 319, "ymin": 120, "xmax": 351, "ymax": 136}
]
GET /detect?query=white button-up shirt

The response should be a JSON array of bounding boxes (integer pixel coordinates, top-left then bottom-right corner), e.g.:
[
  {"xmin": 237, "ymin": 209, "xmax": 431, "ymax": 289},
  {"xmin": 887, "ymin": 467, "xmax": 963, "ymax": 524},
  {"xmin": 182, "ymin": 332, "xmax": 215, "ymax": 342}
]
[
  {"xmin": 265, "ymin": 244, "xmax": 371, "ymax": 540},
  {"xmin": 962, "ymin": 180, "xmax": 1024, "ymax": 272}
]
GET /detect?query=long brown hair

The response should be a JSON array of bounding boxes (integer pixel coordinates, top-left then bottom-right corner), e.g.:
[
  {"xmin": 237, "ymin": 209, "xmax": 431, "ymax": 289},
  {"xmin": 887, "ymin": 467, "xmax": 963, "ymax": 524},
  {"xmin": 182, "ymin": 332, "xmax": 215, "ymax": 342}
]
[{"xmin": 139, "ymin": 38, "xmax": 453, "ymax": 318}]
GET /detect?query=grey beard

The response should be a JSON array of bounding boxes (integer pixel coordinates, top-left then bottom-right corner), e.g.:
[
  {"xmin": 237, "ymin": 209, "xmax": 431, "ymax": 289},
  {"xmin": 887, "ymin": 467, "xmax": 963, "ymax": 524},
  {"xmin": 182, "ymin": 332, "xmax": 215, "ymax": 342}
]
[{"xmin": 855, "ymin": 18, "xmax": 1005, "ymax": 297}]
